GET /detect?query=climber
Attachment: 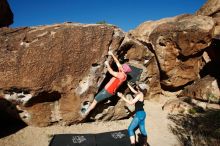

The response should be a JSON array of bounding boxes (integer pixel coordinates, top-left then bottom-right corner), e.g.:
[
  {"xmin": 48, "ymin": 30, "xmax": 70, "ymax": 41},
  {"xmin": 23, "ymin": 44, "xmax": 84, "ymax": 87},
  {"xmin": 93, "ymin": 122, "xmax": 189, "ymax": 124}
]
[
  {"xmin": 81, "ymin": 50, "xmax": 132, "ymax": 116},
  {"xmin": 117, "ymin": 82, "xmax": 148, "ymax": 146}
]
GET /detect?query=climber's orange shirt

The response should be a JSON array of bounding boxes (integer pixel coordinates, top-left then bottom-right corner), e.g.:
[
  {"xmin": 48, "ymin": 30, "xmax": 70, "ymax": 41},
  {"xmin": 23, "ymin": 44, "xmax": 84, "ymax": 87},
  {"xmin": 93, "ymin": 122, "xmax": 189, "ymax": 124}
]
[{"xmin": 104, "ymin": 72, "xmax": 127, "ymax": 95}]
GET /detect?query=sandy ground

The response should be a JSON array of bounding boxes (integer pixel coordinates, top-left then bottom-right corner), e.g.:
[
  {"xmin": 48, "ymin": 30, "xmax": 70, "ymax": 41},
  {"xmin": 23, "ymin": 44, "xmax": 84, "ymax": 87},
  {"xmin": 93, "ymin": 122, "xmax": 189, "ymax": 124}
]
[{"xmin": 0, "ymin": 99, "xmax": 180, "ymax": 146}]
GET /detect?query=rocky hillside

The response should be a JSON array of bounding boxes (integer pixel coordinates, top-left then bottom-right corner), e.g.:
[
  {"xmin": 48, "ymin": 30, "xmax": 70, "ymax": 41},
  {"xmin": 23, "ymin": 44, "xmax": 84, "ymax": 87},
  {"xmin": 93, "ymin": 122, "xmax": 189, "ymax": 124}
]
[{"xmin": 0, "ymin": 0, "xmax": 219, "ymax": 127}]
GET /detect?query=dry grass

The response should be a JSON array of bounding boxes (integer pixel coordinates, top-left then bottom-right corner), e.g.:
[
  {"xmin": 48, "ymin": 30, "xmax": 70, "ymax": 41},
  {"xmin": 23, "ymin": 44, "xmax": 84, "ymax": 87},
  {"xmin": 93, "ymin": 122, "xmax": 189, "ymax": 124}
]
[{"xmin": 168, "ymin": 109, "xmax": 220, "ymax": 146}]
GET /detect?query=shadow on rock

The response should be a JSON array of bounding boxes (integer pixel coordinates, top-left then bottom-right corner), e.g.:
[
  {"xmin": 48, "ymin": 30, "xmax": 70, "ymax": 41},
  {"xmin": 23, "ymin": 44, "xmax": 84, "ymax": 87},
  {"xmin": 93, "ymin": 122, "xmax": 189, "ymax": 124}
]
[{"xmin": 0, "ymin": 98, "xmax": 27, "ymax": 138}]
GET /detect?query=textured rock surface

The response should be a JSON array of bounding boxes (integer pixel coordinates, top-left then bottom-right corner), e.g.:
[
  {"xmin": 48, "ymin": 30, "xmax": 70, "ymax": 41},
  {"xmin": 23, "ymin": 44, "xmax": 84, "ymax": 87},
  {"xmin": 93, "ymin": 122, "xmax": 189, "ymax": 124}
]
[
  {"xmin": 162, "ymin": 98, "xmax": 193, "ymax": 114},
  {"xmin": 149, "ymin": 15, "xmax": 214, "ymax": 88},
  {"xmin": 196, "ymin": 0, "xmax": 220, "ymax": 39},
  {"xmin": 1, "ymin": 0, "xmax": 220, "ymax": 127},
  {"xmin": 179, "ymin": 75, "xmax": 220, "ymax": 103},
  {"xmin": 0, "ymin": 23, "xmax": 125, "ymax": 126},
  {"xmin": 196, "ymin": 0, "xmax": 220, "ymax": 16},
  {"xmin": 0, "ymin": 0, "xmax": 13, "ymax": 27},
  {"xmin": 129, "ymin": 14, "xmax": 190, "ymax": 44},
  {"xmin": 0, "ymin": 23, "xmax": 164, "ymax": 126}
]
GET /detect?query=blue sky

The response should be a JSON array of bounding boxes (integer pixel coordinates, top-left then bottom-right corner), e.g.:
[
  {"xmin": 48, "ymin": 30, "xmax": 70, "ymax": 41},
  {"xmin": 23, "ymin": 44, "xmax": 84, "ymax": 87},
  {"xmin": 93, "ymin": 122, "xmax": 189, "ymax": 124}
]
[{"xmin": 8, "ymin": 0, "xmax": 206, "ymax": 31}]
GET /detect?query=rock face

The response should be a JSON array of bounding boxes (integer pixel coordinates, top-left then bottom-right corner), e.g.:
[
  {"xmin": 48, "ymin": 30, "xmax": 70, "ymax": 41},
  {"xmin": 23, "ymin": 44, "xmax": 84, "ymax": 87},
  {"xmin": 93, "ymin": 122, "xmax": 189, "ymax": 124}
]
[
  {"xmin": 0, "ymin": 0, "xmax": 13, "ymax": 27},
  {"xmin": 132, "ymin": 15, "xmax": 215, "ymax": 88},
  {"xmin": 0, "ymin": 24, "xmax": 125, "ymax": 126},
  {"xmin": 196, "ymin": 0, "xmax": 220, "ymax": 39},
  {"xmin": 179, "ymin": 75, "xmax": 220, "ymax": 103},
  {"xmin": 0, "ymin": 23, "xmax": 162, "ymax": 126},
  {"xmin": 1, "ymin": 0, "xmax": 220, "ymax": 127},
  {"xmin": 196, "ymin": 0, "xmax": 220, "ymax": 16},
  {"xmin": 129, "ymin": 14, "xmax": 190, "ymax": 44},
  {"xmin": 129, "ymin": 0, "xmax": 220, "ymax": 114},
  {"xmin": 162, "ymin": 98, "xmax": 193, "ymax": 114}
]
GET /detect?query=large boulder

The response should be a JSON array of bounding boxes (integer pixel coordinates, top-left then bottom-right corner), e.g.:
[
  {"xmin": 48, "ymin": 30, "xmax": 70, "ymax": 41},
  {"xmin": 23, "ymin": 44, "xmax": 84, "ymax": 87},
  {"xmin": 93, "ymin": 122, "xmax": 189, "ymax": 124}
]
[
  {"xmin": 196, "ymin": 0, "xmax": 220, "ymax": 39},
  {"xmin": 129, "ymin": 14, "xmax": 190, "ymax": 44},
  {"xmin": 0, "ymin": 23, "xmax": 126, "ymax": 126},
  {"xmin": 162, "ymin": 98, "xmax": 193, "ymax": 114},
  {"xmin": 198, "ymin": 1, "xmax": 220, "ymax": 91},
  {"xmin": 0, "ymin": 0, "xmax": 13, "ymax": 27},
  {"xmin": 179, "ymin": 75, "xmax": 220, "ymax": 103},
  {"xmin": 196, "ymin": 0, "xmax": 220, "ymax": 16},
  {"xmin": 0, "ymin": 22, "xmax": 165, "ymax": 126},
  {"xmin": 148, "ymin": 15, "xmax": 215, "ymax": 88}
]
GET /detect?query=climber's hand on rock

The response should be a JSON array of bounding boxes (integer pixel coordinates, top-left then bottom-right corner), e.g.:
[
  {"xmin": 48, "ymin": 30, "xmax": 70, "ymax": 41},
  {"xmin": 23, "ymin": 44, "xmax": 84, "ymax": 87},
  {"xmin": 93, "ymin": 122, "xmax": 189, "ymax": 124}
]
[
  {"xmin": 117, "ymin": 92, "xmax": 123, "ymax": 98},
  {"xmin": 108, "ymin": 50, "xmax": 113, "ymax": 56},
  {"xmin": 104, "ymin": 61, "xmax": 109, "ymax": 66}
]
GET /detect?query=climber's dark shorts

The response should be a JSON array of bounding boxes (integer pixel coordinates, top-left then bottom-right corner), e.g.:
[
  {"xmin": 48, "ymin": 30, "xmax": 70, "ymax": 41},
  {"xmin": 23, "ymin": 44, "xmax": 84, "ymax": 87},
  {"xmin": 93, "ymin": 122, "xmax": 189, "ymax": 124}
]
[{"xmin": 95, "ymin": 89, "xmax": 113, "ymax": 102}]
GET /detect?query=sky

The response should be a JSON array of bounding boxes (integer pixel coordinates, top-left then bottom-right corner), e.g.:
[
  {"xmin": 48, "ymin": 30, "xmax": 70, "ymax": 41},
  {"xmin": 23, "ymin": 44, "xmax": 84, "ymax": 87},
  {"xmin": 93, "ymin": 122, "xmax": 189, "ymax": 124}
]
[{"xmin": 8, "ymin": 0, "xmax": 207, "ymax": 32}]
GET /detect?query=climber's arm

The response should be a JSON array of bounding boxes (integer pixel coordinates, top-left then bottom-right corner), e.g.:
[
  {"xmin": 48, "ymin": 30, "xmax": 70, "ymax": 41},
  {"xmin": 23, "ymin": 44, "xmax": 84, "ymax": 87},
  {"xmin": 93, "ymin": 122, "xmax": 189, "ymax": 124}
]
[
  {"xmin": 108, "ymin": 51, "xmax": 122, "ymax": 69},
  {"xmin": 105, "ymin": 61, "xmax": 118, "ymax": 77},
  {"xmin": 127, "ymin": 83, "xmax": 138, "ymax": 94}
]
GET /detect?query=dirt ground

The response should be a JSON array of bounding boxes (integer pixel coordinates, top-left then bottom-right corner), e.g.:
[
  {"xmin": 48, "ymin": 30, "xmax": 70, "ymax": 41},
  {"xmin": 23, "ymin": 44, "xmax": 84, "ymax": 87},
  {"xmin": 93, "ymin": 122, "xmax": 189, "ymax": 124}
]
[{"xmin": 0, "ymin": 98, "xmax": 180, "ymax": 146}]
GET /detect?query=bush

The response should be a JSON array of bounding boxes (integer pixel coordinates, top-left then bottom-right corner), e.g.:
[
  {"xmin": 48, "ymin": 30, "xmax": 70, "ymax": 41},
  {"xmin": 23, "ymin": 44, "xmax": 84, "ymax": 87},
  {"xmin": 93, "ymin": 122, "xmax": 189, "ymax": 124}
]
[{"xmin": 96, "ymin": 21, "xmax": 107, "ymax": 24}]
